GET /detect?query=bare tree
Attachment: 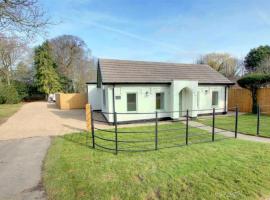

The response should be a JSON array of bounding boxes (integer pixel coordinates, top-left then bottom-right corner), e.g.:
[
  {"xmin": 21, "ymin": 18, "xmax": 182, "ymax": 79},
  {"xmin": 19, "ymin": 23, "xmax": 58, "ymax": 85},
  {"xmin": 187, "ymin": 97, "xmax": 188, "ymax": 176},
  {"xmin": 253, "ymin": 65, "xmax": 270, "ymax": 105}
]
[
  {"xmin": 49, "ymin": 35, "xmax": 93, "ymax": 92},
  {"xmin": 0, "ymin": 0, "xmax": 50, "ymax": 38},
  {"xmin": 13, "ymin": 60, "xmax": 33, "ymax": 82},
  {"xmin": 197, "ymin": 53, "xmax": 238, "ymax": 78},
  {"xmin": 0, "ymin": 34, "xmax": 26, "ymax": 85}
]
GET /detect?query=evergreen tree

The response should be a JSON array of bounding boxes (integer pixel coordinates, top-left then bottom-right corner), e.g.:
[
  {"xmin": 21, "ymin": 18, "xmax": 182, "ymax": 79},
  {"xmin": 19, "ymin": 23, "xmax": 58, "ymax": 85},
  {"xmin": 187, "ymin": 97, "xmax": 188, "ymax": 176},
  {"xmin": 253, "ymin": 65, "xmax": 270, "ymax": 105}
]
[{"xmin": 34, "ymin": 41, "xmax": 61, "ymax": 97}]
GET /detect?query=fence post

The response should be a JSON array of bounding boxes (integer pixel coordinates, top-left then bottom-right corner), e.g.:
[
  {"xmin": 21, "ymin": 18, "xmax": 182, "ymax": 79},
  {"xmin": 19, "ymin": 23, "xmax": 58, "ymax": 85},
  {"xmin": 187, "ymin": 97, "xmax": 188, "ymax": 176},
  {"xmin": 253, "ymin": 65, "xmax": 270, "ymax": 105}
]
[
  {"xmin": 155, "ymin": 111, "xmax": 158, "ymax": 150},
  {"xmin": 90, "ymin": 106, "xmax": 95, "ymax": 148},
  {"xmin": 234, "ymin": 107, "xmax": 238, "ymax": 139},
  {"xmin": 186, "ymin": 110, "xmax": 189, "ymax": 145},
  {"xmin": 257, "ymin": 105, "xmax": 260, "ymax": 136},
  {"xmin": 114, "ymin": 112, "xmax": 118, "ymax": 155},
  {"xmin": 212, "ymin": 108, "xmax": 215, "ymax": 142}
]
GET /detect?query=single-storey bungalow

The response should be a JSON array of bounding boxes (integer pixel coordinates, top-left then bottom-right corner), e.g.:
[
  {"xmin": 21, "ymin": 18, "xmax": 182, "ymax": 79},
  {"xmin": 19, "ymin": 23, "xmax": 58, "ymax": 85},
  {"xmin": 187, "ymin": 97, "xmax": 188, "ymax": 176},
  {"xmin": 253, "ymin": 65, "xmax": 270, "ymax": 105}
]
[{"xmin": 87, "ymin": 59, "xmax": 234, "ymax": 123}]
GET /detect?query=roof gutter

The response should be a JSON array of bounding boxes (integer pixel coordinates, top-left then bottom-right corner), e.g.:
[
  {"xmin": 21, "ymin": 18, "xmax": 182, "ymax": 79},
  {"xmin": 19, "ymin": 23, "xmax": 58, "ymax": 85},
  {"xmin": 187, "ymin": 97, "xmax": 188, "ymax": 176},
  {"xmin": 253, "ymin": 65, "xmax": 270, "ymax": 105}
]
[{"xmin": 101, "ymin": 82, "xmax": 235, "ymax": 86}]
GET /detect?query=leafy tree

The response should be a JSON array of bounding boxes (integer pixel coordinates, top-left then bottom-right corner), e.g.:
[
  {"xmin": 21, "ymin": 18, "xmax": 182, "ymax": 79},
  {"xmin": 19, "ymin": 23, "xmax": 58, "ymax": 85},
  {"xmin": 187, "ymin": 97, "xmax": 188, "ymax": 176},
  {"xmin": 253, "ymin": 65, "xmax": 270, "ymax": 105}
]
[
  {"xmin": 197, "ymin": 53, "xmax": 238, "ymax": 78},
  {"xmin": 34, "ymin": 41, "xmax": 61, "ymax": 98},
  {"xmin": 237, "ymin": 74, "xmax": 270, "ymax": 113},
  {"xmin": 244, "ymin": 45, "xmax": 270, "ymax": 72}
]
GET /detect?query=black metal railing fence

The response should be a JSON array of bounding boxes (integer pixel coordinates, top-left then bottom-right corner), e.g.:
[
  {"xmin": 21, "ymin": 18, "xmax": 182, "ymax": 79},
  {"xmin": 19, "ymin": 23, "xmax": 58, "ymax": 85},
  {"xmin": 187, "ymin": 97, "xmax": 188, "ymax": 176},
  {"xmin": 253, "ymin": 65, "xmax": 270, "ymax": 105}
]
[{"xmin": 86, "ymin": 107, "xmax": 240, "ymax": 154}]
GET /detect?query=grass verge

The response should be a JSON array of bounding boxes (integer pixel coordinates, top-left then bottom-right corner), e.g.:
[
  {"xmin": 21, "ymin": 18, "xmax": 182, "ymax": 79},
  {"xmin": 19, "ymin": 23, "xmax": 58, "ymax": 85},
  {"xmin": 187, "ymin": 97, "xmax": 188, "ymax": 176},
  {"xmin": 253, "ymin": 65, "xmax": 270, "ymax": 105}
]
[
  {"xmin": 198, "ymin": 114, "xmax": 270, "ymax": 137},
  {"xmin": 44, "ymin": 123, "xmax": 270, "ymax": 200},
  {"xmin": 0, "ymin": 103, "xmax": 22, "ymax": 124}
]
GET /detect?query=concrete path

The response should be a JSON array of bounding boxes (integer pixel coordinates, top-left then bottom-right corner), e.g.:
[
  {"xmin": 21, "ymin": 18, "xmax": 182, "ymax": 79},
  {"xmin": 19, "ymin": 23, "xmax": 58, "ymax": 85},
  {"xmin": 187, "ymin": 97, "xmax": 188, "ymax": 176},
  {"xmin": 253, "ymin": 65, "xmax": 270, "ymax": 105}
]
[
  {"xmin": 0, "ymin": 102, "xmax": 86, "ymax": 140},
  {"xmin": 189, "ymin": 121, "xmax": 270, "ymax": 143},
  {"xmin": 0, "ymin": 137, "xmax": 51, "ymax": 200}
]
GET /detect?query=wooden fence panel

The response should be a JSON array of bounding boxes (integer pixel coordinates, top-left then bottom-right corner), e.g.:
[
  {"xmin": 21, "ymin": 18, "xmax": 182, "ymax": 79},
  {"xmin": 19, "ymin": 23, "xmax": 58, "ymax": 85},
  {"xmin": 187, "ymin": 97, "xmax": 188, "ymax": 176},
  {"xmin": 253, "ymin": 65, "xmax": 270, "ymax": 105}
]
[
  {"xmin": 258, "ymin": 88, "xmax": 270, "ymax": 114},
  {"xmin": 228, "ymin": 88, "xmax": 252, "ymax": 112},
  {"xmin": 55, "ymin": 93, "xmax": 88, "ymax": 110},
  {"xmin": 229, "ymin": 88, "xmax": 270, "ymax": 114}
]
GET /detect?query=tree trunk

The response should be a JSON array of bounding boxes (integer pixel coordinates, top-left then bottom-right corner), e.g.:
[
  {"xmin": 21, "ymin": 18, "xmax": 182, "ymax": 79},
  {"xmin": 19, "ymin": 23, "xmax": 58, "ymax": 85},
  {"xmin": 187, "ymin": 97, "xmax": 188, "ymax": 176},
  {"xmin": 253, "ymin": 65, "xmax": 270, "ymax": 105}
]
[
  {"xmin": 251, "ymin": 88, "xmax": 258, "ymax": 114},
  {"xmin": 6, "ymin": 73, "xmax": 10, "ymax": 85}
]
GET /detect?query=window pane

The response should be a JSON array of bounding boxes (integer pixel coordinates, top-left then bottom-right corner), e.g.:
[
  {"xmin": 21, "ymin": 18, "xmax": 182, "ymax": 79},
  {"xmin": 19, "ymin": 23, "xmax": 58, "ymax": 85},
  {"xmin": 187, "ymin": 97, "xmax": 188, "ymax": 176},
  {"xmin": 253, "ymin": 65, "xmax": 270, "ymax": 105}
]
[
  {"xmin": 212, "ymin": 91, "xmax": 218, "ymax": 106},
  {"xmin": 127, "ymin": 93, "xmax": 136, "ymax": 111},
  {"xmin": 156, "ymin": 93, "xmax": 160, "ymax": 109},
  {"xmin": 156, "ymin": 93, "xmax": 164, "ymax": 110}
]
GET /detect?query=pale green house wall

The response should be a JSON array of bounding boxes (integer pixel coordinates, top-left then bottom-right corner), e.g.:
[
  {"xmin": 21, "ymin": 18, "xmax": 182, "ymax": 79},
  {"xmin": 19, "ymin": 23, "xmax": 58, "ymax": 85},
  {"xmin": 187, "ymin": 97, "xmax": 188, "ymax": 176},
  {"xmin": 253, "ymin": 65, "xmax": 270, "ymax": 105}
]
[{"xmin": 88, "ymin": 82, "xmax": 228, "ymax": 123}]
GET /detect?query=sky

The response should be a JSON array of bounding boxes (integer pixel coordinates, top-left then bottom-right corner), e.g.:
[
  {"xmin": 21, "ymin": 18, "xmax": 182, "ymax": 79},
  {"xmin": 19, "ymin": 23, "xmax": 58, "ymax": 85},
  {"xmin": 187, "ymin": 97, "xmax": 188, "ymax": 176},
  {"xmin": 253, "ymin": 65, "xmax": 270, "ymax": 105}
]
[{"xmin": 40, "ymin": 0, "xmax": 270, "ymax": 63}]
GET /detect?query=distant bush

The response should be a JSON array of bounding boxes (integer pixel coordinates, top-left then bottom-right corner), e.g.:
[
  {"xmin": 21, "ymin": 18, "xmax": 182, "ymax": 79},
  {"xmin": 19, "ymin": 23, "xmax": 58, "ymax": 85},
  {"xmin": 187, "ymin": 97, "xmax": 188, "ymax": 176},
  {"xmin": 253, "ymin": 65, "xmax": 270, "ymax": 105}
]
[
  {"xmin": 24, "ymin": 84, "xmax": 45, "ymax": 101},
  {"xmin": 11, "ymin": 81, "xmax": 46, "ymax": 102},
  {"xmin": 0, "ymin": 84, "xmax": 20, "ymax": 104},
  {"xmin": 12, "ymin": 80, "xmax": 28, "ymax": 100}
]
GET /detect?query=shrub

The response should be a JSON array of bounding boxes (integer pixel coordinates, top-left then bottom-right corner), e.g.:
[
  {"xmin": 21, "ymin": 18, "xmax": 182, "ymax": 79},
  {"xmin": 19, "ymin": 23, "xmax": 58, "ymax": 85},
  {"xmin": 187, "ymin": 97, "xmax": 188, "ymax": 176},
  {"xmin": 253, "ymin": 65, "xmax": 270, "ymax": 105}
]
[
  {"xmin": 238, "ymin": 73, "xmax": 270, "ymax": 113},
  {"xmin": 24, "ymin": 84, "xmax": 45, "ymax": 101},
  {"xmin": 12, "ymin": 80, "xmax": 28, "ymax": 100},
  {"xmin": 0, "ymin": 84, "xmax": 20, "ymax": 104}
]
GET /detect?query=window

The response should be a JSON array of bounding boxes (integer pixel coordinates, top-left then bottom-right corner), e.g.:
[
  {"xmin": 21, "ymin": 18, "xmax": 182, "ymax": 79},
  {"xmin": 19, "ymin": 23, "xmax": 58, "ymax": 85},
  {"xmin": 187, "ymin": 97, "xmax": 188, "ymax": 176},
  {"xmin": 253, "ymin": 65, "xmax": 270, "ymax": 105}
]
[
  {"xmin": 212, "ymin": 91, "xmax": 219, "ymax": 106},
  {"xmin": 127, "ymin": 93, "xmax": 137, "ymax": 111},
  {"xmin": 156, "ymin": 93, "xmax": 164, "ymax": 110},
  {"xmin": 103, "ymin": 89, "xmax": 106, "ymax": 107}
]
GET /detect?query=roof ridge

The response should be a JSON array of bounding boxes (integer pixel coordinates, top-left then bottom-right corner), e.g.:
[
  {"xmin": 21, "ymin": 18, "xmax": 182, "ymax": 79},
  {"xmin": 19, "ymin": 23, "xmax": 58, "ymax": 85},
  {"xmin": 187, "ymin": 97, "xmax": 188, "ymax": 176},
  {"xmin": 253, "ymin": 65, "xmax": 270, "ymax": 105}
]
[{"xmin": 99, "ymin": 58, "xmax": 208, "ymax": 67}]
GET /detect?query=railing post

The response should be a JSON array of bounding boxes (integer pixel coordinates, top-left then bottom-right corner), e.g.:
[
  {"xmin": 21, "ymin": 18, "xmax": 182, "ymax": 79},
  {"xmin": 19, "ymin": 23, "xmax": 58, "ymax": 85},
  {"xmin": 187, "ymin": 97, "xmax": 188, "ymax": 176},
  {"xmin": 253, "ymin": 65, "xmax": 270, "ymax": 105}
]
[
  {"xmin": 257, "ymin": 105, "xmax": 260, "ymax": 136},
  {"xmin": 114, "ymin": 112, "xmax": 118, "ymax": 155},
  {"xmin": 90, "ymin": 106, "xmax": 95, "ymax": 148},
  {"xmin": 155, "ymin": 111, "xmax": 158, "ymax": 150},
  {"xmin": 212, "ymin": 108, "xmax": 215, "ymax": 142},
  {"xmin": 186, "ymin": 110, "xmax": 189, "ymax": 145},
  {"xmin": 234, "ymin": 107, "xmax": 238, "ymax": 139}
]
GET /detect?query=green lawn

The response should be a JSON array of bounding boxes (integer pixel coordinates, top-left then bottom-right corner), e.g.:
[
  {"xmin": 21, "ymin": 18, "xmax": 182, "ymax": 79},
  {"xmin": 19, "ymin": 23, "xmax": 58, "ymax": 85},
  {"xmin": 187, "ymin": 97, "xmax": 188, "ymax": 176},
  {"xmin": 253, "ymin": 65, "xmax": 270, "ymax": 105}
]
[
  {"xmin": 198, "ymin": 114, "xmax": 270, "ymax": 138},
  {"xmin": 43, "ymin": 122, "xmax": 270, "ymax": 200},
  {"xmin": 0, "ymin": 103, "xmax": 22, "ymax": 124}
]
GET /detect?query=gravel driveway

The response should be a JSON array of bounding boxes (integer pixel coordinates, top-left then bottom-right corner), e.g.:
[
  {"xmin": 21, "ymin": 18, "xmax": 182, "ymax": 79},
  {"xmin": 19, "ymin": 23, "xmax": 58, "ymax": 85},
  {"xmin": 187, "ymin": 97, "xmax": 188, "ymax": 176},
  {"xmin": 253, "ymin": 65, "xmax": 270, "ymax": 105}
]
[
  {"xmin": 0, "ymin": 102, "xmax": 86, "ymax": 140},
  {"xmin": 0, "ymin": 102, "xmax": 86, "ymax": 199}
]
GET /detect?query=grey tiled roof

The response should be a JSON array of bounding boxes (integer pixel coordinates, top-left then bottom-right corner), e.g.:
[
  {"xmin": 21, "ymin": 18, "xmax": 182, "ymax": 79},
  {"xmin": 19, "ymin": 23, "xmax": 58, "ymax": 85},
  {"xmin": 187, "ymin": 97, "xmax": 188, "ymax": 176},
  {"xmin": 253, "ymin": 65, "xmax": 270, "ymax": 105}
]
[{"xmin": 99, "ymin": 59, "xmax": 233, "ymax": 84}]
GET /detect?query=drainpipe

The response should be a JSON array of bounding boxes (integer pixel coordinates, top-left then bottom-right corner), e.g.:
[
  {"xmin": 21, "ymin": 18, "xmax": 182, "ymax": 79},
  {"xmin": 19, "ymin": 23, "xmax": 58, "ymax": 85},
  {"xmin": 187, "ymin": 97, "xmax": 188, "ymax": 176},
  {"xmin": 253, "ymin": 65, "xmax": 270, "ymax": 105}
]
[
  {"xmin": 112, "ymin": 84, "xmax": 116, "ymax": 113},
  {"xmin": 224, "ymin": 86, "xmax": 227, "ymax": 114}
]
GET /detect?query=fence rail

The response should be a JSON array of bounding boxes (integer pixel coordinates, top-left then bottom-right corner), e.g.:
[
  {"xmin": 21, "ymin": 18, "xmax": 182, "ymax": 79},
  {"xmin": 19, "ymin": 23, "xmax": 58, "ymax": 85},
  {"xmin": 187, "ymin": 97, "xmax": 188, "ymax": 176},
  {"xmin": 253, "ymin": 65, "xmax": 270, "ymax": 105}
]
[{"xmin": 86, "ymin": 107, "xmax": 239, "ymax": 154}]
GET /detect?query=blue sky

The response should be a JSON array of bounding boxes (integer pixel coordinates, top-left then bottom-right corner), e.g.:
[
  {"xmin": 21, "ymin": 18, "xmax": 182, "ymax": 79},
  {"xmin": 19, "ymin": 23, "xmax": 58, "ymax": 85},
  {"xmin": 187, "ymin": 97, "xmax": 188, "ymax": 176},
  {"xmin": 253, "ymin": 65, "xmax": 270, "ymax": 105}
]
[{"xmin": 40, "ymin": 0, "xmax": 270, "ymax": 63}]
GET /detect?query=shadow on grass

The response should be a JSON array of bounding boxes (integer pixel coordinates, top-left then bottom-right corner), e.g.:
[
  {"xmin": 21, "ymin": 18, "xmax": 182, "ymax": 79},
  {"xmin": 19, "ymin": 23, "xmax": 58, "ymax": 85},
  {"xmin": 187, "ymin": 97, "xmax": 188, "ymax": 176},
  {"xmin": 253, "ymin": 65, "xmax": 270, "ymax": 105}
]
[
  {"xmin": 60, "ymin": 132, "xmax": 116, "ymax": 154},
  {"xmin": 59, "ymin": 131, "xmax": 234, "ymax": 155}
]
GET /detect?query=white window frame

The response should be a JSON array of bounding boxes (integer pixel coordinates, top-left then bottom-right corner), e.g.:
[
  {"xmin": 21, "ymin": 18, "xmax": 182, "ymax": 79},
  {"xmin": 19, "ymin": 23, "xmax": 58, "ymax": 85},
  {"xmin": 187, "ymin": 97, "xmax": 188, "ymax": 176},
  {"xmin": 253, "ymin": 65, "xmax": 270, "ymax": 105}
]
[
  {"xmin": 127, "ymin": 93, "xmax": 137, "ymax": 112},
  {"xmin": 156, "ymin": 92, "xmax": 165, "ymax": 110}
]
